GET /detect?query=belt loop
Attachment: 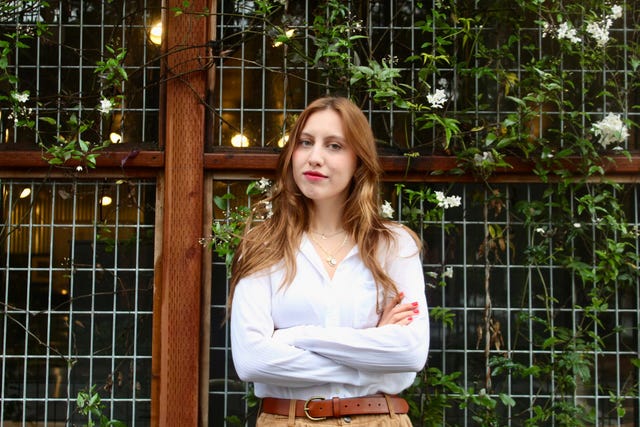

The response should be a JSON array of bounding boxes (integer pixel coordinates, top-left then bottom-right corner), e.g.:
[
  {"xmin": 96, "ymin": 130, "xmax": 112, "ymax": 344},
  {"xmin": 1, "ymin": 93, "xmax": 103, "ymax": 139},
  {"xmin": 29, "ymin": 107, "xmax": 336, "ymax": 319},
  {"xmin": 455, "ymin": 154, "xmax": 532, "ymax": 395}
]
[
  {"xmin": 383, "ymin": 394, "xmax": 398, "ymax": 419},
  {"xmin": 287, "ymin": 399, "xmax": 297, "ymax": 427},
  {"xmin": 332, "ymin": 396, "xmax": 341, "ymax": 418}
]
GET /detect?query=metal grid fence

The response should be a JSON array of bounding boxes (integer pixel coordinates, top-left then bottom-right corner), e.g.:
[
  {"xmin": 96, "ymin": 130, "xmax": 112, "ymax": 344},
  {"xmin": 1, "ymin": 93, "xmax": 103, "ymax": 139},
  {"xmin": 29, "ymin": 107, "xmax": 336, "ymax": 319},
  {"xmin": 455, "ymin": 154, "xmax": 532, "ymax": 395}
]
[
  {"xmin": 209, "ymin": 179, "xmax": 640, "ymax": 426},
  {"xmin": 212, "ymin": 0, "xmax": 639, "ymax": 151},
  {"xmin": 208, "ymin": 1, "xmax": 640, "ymax": 425},
  {"xmin": 0, "ymin": 179, "xmax": 155, "ymax": 426},
  {"xmin": 0, "ymin": 0, "xmax": 161, "ymax": 147}
]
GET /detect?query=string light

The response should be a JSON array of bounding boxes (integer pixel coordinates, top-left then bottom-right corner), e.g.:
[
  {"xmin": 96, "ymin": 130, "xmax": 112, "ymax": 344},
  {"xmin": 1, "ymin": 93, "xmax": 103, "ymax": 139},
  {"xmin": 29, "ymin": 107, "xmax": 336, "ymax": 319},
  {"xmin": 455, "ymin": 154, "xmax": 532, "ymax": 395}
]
[
  {"xmin": 149, "ymin": 21, "xmax": 162, "ymax": 45},
  {"xmin": 19, "ymin": 188, "xmax": 31, "ymax": 199},
  {"xmin": 109, "ymin": 132, "xmax": 122, "ymax": 144},
  {"xmin": 231, "ymin": 133, "xmax": 249, "ymax": 147},
  {"xmin": 277, "ymin": 134, "xmax": 289, "ymax": 147}
]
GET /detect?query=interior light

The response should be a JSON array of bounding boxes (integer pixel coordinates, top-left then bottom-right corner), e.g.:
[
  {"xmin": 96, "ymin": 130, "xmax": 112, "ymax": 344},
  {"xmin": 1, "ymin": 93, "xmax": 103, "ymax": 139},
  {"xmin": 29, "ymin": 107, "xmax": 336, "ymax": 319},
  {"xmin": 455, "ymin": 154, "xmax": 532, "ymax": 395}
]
[
  {"xmin": 109, "ymin": 132, "xmax": 122, "ymax": 144},
  {"xmin": 19, "ymin": 188, "xmax": 31, "ymax": 199},
  {"xmin": 277, "ymin": 134, "xmax": 289, "ymax": 147},
  {"xmin": 100, "ymin": 196, "xmax": 113, "ymax": 206},
  {"xmin": 60, "ymin": 289, "xmax": 68, "ymax": 296},
  {"xmin": 149, "ymin": 21, "xmax": 162, "ymax": 45},
  {"xmin": 231, "ymin": 133, "xmax": 249, "ymax": 148},
  {"xmin": 4, "ymin": 128, "xmax": 9, "ymax": 143}
]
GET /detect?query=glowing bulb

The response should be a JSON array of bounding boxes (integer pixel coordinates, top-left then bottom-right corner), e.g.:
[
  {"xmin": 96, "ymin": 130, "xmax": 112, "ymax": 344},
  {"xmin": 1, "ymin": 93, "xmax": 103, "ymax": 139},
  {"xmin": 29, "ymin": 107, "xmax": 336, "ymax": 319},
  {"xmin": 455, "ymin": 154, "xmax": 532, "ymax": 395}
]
[
  {"xmin": 231, "ymin": 133, "xmax": 249, "ymax": 147},
  {"xmin": 100, "ymin": 196, "xmax": 113, "ymax": 206},
  {"xmin": 109, "ymin": 132, "xmax": 122, "ymax": 144},
  {"xmin": 19, "ymin": 188, "xmax": 31, "ymax": 199},
  {"xmin": 149, "ymin": 21, "xmax": 162, "ymax": 45},
  {"xmin": 277, "ymin": 134, "xmax": 289, "ymax": 147},
  {"xmin": 61, "ymin": 289, "xmax": 68, "ymax": 296}
]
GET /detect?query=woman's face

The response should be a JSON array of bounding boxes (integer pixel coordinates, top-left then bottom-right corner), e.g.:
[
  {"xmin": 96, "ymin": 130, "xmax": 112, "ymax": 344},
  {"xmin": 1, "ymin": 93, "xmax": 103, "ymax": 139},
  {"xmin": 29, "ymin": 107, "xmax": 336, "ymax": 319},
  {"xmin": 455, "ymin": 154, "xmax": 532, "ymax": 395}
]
[{"xmin": 291, "ymin": 108, "xmax": 358, "ymax": 206}]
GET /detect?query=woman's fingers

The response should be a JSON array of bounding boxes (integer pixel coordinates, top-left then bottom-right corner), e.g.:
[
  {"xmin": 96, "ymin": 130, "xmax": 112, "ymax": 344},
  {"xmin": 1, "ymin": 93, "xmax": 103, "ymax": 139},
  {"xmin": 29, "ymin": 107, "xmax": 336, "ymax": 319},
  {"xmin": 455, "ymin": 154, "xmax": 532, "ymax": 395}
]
[{"xmin": 378, "ymin": 293, "xmax": 419, "ymax": 326}]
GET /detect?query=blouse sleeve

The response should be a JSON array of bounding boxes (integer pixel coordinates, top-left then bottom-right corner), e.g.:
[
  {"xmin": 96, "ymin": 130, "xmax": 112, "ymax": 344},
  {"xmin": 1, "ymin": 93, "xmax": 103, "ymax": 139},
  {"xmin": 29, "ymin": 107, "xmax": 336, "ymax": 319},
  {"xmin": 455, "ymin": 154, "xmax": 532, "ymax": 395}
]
[
  {"xmin": 230, "ymin": 271, "xmax": 379, "ymax": 388},
  {"xmin": 272, "ymin": 226, "xmax": 430, "ymax": 373}
]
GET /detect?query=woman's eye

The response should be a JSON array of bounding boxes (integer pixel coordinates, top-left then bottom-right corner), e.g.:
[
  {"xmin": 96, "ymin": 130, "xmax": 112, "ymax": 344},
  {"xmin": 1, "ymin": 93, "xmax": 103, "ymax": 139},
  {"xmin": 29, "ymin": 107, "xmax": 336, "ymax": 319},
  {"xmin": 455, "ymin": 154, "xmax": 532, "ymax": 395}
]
[
  {"xmin": 298, "ymin": 139, "xmax": 312, "ymax": 147},
  {"xmin": 328, "ymin": 143, "xmax": 342, "ymax": 150}
]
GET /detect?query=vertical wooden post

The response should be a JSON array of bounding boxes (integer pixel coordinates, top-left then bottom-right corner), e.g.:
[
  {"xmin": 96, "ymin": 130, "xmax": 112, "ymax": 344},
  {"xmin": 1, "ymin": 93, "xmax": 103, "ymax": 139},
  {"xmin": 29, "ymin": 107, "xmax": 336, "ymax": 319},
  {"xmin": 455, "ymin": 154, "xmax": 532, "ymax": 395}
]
[{"xmin": 153, "ymin": 1, "xmax": 208, "ymax": 425}]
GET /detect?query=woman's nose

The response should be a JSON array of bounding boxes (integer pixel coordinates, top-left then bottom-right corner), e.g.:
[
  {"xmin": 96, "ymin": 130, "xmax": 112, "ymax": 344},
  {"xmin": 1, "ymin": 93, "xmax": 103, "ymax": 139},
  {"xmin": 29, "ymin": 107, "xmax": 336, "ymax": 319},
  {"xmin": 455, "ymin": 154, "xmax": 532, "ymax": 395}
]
[{"xmin": 307, "ymin": 145, "xmax": 323, "ymax": 165}]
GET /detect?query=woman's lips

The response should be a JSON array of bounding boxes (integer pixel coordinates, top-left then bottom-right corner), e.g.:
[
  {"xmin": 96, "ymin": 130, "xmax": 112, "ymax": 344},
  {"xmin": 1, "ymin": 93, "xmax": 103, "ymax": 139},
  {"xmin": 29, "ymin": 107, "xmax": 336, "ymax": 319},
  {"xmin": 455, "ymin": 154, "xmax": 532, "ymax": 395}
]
[{"xmin": 303, "ymin": 171, "xmax": 327, "ymax": 181}]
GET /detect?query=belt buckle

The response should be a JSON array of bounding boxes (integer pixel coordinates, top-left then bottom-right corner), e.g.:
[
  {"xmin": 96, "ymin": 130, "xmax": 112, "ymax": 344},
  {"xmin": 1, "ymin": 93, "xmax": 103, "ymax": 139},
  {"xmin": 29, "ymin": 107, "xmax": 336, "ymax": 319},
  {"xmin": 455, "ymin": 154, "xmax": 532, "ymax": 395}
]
[{"xmin": 303, "ymin": 396, "xmax": 326, "ymax": 421}]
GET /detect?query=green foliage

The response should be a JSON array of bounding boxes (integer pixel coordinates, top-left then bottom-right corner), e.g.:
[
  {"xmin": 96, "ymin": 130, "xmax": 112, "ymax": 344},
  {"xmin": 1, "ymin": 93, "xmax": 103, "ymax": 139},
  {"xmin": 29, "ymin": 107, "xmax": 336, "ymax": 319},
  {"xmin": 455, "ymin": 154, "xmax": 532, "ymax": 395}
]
[
  {"xmin": 1, "ymin": 1, "xmax": 128, "ymax": 169},
  {"xmin": 208, "ymin": 179, "xmax": 271, "ymax": 274},
  {"xmin": 76, "ymin": 386, "xmax": 126, "ymax": 427}
]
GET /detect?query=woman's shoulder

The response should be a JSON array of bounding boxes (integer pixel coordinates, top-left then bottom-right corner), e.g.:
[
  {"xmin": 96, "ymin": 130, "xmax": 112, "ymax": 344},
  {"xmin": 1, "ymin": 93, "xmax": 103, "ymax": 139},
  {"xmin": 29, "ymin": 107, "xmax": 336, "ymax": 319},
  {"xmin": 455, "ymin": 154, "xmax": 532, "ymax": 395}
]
[
  {"xmin": 381, "ymin": 221, "xmax": 421, "ymax": 252},
  {"xmin": 383, "ymin": 220, "xmax": 416, "ymax": 238}
]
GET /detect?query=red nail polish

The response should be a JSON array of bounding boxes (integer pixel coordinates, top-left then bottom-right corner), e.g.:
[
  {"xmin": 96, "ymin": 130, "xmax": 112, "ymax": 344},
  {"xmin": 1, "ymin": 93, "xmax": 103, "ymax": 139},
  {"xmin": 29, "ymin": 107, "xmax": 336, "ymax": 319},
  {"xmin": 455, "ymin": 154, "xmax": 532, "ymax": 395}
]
[
  {"xmin": 407, "ymin": 316, "xmax": 413, "ymax": 321},
  {"xmin": 413, "ymin": 309, "xmax": 419, "ymax": 314},
  {"xmin": 411, "ymin": 302, "xmax": 418, "ymax": 307}
]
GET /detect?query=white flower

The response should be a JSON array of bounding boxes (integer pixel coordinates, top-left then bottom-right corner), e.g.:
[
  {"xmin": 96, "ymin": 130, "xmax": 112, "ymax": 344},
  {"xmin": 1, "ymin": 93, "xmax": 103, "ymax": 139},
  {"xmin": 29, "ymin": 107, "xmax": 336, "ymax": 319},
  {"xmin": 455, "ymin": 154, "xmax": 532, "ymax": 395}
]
[
  {"xmin": 437, "ymin": 78, "xmax": 448, "ymax": 88},
  {"xmin": 610, "ymin": 5, "xmax": 623, "ymax": 20},
  {"xmin": 11, "ymin": 92, "xmax": 29, "ymax": 103},
  {"xmin": 474, "ymin": 151, "xmax": 494, "ymax": 166},
  {"xmin": 434, "ymin": 191, "xmax": 462, "ymax": 209},
  {"xmin": 586, "ymin": 19, "xmax": 612, "ymax": 47},
  {"xmin": 98, "ymin": 98, "xmax": 113, "ymax": 114},
  {"xmin": 556, "ymin": 21, "xmax": 581, "ymax": 43},
  {"xmin": 76, "ymin": 165, "xmax": 83, "ymax": 172},
  {"xmin": 443, "ymin": 266, "xmax": 453, "ymax": 279},
  {"xmin": 99, "ymin": 98, "xmax": 113, "ymax": 113},
  {"xmin": 256, "ymin": 177, "xmax": 271, "ymax": 192},
  {"xmin": 591, "ymin": 113, "xmax": 629, "ymax": 148},
  {"xmin": 426, "ymin": 271, "xmax": 438, "ymax": 278},
  {"xmin": 535, "ymin": 227, "xmax": 546, "ymax": 235},
  {"xmin": 264, "ymin": 201, "xmax": 273, "ymax": 219},
  {"xmin": 427, "ymin": 88, "xmax": 448, "ymax": 109},
  {"xmin": 381, "ymin": 200, "xmax": 395, "ymax": 219},
  {"xmin": 573, "ymin": 222, "xmax": 581, "ymax": 228}
]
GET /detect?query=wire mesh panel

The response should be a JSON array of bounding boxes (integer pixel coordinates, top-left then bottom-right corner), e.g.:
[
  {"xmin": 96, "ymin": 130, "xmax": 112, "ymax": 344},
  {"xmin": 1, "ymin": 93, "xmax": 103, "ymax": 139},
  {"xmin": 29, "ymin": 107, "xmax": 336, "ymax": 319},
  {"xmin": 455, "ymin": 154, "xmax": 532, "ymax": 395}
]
[
  {"xmin": 208, "ymin": 179, "xmax": 640, "ymax": 426},
  {"xmin": 0, "ymin": 0, "xmax": 162, "ymax": 147},
  {"xmin": 0, "ymin": 179, "xmax": 155, "ymax": 426},
  {"xmin": 208, "ymin": 1, "xmax": 640, "ymax": 425},
  {"xmin": 211, "ymin": 0, "xmax": 639, "ymax": 151}
]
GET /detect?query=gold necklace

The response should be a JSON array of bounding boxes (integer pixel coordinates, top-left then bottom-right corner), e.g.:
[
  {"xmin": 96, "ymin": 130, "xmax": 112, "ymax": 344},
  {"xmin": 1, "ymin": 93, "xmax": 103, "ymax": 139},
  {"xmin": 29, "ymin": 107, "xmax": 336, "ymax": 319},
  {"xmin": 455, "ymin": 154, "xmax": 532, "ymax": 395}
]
[
  {"xmin": 310, "ymin": 229, "xmax": 345, "ymax": 240},
  {"xmin": 309, "ymin": 233, "xmax": 349, "ymax": 267}
]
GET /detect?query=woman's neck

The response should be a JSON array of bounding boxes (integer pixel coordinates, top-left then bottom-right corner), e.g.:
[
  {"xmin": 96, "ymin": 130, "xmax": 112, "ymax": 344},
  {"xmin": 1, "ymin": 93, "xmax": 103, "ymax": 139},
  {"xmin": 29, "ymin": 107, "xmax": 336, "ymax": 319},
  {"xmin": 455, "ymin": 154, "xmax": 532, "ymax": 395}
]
[{"xmin": 309, "ymin": 203, "xmax": 345, "ymax": 236}]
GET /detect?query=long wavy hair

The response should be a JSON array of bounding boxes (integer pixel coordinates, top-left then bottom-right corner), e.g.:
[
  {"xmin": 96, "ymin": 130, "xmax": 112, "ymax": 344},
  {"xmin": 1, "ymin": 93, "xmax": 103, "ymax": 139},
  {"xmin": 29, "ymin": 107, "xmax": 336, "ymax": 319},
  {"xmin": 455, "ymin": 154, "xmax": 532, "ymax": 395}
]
[{"xmin": 228, "ymin": 96, "xmax": 420, "ymax": 313}]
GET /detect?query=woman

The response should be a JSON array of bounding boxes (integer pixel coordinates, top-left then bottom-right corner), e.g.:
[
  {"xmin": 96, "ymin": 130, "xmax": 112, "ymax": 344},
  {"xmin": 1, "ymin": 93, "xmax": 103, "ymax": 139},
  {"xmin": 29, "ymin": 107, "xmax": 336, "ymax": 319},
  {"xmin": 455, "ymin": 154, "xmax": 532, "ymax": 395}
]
[{"xmin": 229, "ymin": 97, "xmax": 429, "ymax": 426}]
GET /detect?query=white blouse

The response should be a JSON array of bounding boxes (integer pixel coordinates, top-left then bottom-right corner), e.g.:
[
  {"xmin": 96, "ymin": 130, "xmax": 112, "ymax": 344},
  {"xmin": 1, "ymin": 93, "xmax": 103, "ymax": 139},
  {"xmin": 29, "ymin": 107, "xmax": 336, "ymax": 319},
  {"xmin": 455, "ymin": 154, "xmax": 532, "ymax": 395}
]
[{"xmin": 230, "ymin": 224, "xmax": 430, "ymax": 400}]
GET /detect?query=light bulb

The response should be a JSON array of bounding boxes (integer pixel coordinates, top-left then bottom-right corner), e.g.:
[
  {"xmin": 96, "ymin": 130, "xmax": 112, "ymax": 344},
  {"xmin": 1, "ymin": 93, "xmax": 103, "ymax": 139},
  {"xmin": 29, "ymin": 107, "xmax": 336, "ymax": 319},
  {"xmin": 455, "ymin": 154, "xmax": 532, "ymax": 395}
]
[
  {"xmin": 231, "ymin": 133, "xmax": 249, "ymax": 147},
  {"xmin": 149, "ymin": 22, "xmax": 162, "ymax": 45}
]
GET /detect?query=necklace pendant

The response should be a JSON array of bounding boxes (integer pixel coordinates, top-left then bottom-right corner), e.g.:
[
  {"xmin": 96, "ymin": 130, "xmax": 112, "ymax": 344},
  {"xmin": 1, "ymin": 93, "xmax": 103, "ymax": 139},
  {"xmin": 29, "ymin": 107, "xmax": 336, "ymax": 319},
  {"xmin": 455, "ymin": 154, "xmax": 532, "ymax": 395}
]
[{"xmin": 327, "ymin": 256, "xmax": 337, "ymax": 266}]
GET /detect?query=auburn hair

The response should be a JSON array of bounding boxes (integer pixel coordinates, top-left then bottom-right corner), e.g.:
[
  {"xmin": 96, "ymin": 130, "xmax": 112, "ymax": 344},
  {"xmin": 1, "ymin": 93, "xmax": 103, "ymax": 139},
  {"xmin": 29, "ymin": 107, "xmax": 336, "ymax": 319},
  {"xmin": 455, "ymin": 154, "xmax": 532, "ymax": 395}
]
[{"xmin": 228, "ymin": 96, "xmax": 420, "ymax": 312}]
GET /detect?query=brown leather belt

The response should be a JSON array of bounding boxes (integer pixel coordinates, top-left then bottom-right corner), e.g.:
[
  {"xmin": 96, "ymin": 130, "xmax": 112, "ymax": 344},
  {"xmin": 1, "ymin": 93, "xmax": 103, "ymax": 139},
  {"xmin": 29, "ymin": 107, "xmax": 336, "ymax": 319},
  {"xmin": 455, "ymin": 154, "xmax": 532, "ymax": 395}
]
[{"xmin": 261, "ymin": 394, "xmax": 409, "ymax": 421}]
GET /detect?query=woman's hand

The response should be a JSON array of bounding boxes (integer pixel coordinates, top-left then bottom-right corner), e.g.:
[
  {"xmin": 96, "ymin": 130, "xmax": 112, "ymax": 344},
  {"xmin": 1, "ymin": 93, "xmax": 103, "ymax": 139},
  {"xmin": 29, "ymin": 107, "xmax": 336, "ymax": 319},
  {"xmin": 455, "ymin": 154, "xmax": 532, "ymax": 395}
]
[{"xmin": 377, "ymin": 292, "xmax": 419, "ymax": 327}]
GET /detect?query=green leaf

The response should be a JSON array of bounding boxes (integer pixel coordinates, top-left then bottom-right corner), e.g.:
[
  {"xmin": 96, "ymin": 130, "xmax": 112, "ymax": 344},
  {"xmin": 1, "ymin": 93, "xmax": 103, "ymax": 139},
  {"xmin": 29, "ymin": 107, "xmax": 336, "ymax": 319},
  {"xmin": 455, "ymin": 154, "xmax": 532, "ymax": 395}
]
[
  {"xmin": 499, "ymin": 393, "xmax": 516, "ymax": 407},
  {"xmin": 39, "ymin": 116, "xmax": 57, "ymax": 125}
]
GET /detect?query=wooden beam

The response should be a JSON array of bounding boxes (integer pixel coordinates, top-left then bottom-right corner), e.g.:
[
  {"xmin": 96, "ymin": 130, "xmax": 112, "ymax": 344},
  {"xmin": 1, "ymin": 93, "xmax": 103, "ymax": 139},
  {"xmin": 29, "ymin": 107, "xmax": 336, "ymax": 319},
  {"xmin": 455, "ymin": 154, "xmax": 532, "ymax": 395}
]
[
  {"xmin": 153, "ymin": 0, "xmax": 208, "ymax": 425},
  {"xmin": 3, "ymin": 149, "xmax": 640, "ymax": 182},
  {"xmin": 202, "ymin": 151, "xmax": 640, "ymax": 182}
]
